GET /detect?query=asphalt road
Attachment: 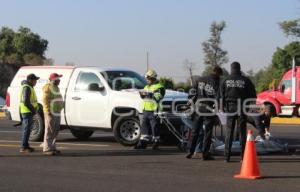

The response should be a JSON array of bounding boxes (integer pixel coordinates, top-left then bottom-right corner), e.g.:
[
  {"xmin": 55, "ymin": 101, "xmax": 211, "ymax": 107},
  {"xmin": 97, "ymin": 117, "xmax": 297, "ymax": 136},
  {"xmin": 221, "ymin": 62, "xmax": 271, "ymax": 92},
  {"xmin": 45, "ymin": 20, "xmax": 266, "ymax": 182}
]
[{"xmin": 0, "ymin": 119, "xmax": 299, "ymax": 192}]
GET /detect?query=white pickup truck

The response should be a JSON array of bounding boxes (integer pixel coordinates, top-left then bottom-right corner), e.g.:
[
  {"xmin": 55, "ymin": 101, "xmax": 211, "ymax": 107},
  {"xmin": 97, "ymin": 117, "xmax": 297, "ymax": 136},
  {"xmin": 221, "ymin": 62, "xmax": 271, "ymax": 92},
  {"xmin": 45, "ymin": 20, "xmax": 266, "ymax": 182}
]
[{"xmin": 5, "ymin": 66, "xmax": 188, "ymax": 145}]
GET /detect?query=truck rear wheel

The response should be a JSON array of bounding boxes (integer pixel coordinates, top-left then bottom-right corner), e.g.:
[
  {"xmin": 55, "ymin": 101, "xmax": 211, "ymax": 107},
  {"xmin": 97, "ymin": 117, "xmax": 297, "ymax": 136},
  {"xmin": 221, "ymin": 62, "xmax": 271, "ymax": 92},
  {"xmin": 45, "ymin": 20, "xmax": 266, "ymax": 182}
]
[
  {"xmin": 70, "ymin": 128, "xmax": 94, "ymax": 140},
  {"xmin": 113, "ymin": 116, "xmax": 141, "ymax": 146},
  {"xmin": 265, "ymin": 103, "xmax": 276, "ymax": 117},
  {"xmin": 29, "ymin": 113, "xmax": 44, "ymax": 141}
]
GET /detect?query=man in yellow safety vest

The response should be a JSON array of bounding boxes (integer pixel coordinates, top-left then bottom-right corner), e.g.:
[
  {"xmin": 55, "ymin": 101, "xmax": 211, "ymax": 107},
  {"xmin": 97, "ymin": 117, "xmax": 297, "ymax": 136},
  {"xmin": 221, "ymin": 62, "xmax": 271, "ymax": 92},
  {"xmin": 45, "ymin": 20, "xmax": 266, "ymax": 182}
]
[
  {"xmin": 19, "ymin": 73, "xmax": 39, "ymax": 153},
  {"xmin": 42, "ymin": 73, "xmax": 64, "ymax": 155},
  {"xmin": 135, "ymin": 69, "xmax": 165, "ymax": 150}
]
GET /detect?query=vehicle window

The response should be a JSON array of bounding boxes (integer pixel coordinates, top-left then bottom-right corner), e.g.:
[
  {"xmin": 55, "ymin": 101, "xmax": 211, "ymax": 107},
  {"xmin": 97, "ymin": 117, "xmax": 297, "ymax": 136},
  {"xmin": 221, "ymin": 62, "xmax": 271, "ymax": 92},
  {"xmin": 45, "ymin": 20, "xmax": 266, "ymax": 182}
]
[
  {"xmin": 101, "ymin": 71, "xmax": 146, "ymax": 91},
  {"xmin": 75, "ymin": 72, "xmax": 101, "ymax": 91},
  {"xmin": 280, "ymin": 79, "xmax": 291, "ymax": 92}
]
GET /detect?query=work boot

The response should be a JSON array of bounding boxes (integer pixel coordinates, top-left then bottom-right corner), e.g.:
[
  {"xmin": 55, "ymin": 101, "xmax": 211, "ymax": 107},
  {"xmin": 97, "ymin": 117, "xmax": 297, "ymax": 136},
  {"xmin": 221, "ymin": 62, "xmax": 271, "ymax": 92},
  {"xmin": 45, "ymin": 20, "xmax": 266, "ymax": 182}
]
[
  {"xmin": 20, "ymin": 147, "xmax": 34, "ymax": 153},
  {"xmin": 54, "ymin": 150, "xmax": 61, "ymax": 155},
  {"xmin": 186, "ymin": 153, "xmax": 193, "ymax": 159},
  {"xmin": 134, "ymin": 140, "xmax": 147, "ymax": 149},
  {"xmin": 152, "ymin": 140, "xmax": 159, "ymax": 150},
  {"xmin": 43, "ymin": 150, "xmax": 55, "ymax": 156},
  {"xmin": 224, "ymin": 155, "xmax": 230, "ymax": 163}
]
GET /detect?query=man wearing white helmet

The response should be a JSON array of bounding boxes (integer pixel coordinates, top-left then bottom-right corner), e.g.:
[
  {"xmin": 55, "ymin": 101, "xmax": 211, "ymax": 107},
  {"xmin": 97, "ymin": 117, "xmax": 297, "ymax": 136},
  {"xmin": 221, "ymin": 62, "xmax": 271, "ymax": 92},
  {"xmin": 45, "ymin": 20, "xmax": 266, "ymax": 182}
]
[{"xmin": 135, "ymin": 69, "xmax": 165, "ymax": 150}]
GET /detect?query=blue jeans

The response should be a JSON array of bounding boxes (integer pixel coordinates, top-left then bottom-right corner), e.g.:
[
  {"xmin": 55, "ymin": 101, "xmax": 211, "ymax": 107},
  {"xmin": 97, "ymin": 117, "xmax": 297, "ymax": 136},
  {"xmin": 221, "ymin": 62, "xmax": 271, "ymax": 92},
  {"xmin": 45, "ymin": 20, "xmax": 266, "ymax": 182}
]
[
  {"xmin": 189, "ymin": 115, "xmax": 204, "ymax": 154},
  {"xmin": 21, "ymin": 114, "xmax": 33, "ymax": 148},
  {"xmin": 195, "ymin": 136, "xmax": 203, "ymax": 153}
]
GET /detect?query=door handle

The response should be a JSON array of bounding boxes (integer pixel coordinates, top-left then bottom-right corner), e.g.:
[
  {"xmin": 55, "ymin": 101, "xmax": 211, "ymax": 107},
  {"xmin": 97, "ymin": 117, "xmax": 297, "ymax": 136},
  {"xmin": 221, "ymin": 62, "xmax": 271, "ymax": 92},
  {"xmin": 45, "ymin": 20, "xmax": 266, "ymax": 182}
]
[{"xmin": 72, "ymin": 96, "xmax": 81, "ymax": 100}]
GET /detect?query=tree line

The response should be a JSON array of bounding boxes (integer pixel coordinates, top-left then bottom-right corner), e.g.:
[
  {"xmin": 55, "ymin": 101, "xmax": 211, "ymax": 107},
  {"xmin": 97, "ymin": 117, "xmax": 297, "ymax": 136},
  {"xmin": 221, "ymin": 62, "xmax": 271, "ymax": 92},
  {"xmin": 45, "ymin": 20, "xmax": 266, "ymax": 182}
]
[
  {"xmin": 0, "ymin": 27, "xmax": 51, "ymax": 98},
  {"xmin": 161, "ymin": 18, "xmax": 300, "ymax": 93}
]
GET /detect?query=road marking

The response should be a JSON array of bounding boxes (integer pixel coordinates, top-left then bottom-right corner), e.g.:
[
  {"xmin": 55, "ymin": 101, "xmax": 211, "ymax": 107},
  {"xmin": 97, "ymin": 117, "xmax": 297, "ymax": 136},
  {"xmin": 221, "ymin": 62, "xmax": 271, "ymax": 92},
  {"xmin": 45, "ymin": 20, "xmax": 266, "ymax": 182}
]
[
  {"xmin": 0, "ymin": 144, "xmax": 68, "ymax": 149},
  {"xmin": 0, "ymin": 130, "xmax": 112, "ymax": 137},
  {"xmin": 0, "ymin": 131, "xmax": 74, "ymax": 135},
  {"xmin": 272, "ymin": 117, "xmax": 300, "ymax": 125},
  {"xmin": 0, "ymin": 144, "xmax": 22, "ymax": 148},
  {"xmin": 0, "ymin": 140, "xmax": 109, "ymax": 147}
]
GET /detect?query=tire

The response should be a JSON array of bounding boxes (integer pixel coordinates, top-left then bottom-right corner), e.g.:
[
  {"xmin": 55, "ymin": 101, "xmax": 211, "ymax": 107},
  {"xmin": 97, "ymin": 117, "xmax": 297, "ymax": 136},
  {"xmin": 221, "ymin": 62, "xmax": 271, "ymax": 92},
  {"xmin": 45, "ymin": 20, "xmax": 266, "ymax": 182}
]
[
  {"xmin": 29, "ymin": 113, "xmax": 45, "ymax": 141},
  {"xmin": 70, "ymin": 128, "xmax": 94, "ymax": 140},
  {"xmin": 113, "ymin": 116, "xmax": 141, "ymax": 146}
]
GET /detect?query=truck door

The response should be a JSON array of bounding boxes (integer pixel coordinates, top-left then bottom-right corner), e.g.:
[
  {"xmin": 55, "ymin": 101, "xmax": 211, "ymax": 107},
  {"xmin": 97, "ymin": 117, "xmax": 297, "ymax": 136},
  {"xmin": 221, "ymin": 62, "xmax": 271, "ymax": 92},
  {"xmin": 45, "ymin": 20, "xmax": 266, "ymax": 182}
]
[
  {"xmin": 66, "ymin": 71, "xmax": 109, "ymax": 128},
  {"xmin": 277, "ymin": 79, "xmax": 292, "ymax": 105}
]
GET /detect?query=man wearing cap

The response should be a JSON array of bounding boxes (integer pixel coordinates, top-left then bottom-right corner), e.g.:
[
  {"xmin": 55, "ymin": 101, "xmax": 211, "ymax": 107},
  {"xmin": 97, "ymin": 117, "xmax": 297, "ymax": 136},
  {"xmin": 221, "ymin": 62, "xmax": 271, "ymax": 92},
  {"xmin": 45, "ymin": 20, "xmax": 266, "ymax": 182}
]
[
  {"xmin": 134, "ymin": 69, "xmax": 165, "ymax": 150},
  {"xmin": 186, "ymin": 66, "xmax": 223, "ymax": 160},
  {"xmin": 19, "ymin": 73, "xmax": 40, "ymax": 153},
  {"xmin": 219, "ymin": 62, "xmax": 256, "ymax": 162},
  {"xmin": 42, "ymin": 73, "xmax": 64, "ymax": 155}
]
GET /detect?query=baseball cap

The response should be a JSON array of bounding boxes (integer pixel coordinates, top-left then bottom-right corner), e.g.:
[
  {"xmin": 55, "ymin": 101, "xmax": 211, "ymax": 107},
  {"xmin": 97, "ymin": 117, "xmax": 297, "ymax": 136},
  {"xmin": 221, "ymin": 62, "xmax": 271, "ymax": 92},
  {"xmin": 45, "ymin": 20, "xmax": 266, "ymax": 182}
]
[
  {"xmin": 27, "ymin": 73, "xmax": 40, "ymax": 81},
  {"xmin": 49, "ymin": 73, "xmax": 63, "ymax": 81}
]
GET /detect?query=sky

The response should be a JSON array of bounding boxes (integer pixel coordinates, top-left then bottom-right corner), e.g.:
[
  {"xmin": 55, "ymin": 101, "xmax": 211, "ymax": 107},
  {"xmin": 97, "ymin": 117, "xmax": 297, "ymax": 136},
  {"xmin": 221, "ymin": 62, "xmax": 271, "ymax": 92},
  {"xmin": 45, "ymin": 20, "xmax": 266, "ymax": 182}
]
[{"xmin": 0, "ymin": 0, "xmax": 299, "ymax": 82}]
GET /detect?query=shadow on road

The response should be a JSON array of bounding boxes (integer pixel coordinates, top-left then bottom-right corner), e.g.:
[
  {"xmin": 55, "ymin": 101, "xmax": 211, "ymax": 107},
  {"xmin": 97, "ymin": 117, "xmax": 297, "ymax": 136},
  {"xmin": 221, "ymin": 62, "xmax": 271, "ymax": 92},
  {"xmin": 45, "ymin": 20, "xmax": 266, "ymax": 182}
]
[
  {"xmin": 260, "ymin": 157, "xmax": 300, "ymax": 163},
  {"xmin": 264, "ymin": 176, "xmax": 300, "ymax": 179}
]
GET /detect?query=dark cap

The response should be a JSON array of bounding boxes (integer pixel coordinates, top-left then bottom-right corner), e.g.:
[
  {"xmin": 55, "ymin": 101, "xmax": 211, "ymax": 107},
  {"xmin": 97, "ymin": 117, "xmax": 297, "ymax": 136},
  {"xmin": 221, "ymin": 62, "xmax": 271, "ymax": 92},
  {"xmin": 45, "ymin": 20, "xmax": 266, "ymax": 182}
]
[
  {"xmin": 27, "ymin": 73, "xmax": 40, "ymax": 81},
  {"xmin": 212, "ymin": 65, "xmax": 223, "ymax": 76},
  {"xmin": 231, "ymin": 62, "xmax": 241, "ymax": 73},
  {"xmin": 49, "ymin": 73, "xmax": 63, "ymax": 81}
]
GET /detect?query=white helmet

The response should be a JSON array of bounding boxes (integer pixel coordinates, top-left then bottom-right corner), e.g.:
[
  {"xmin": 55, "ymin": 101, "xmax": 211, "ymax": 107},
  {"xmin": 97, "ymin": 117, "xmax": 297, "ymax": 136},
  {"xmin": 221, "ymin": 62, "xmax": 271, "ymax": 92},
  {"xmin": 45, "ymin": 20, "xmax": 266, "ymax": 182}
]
[{"xmin": 145, "ymin": 69, "xmax": 157, "ymax": 79}]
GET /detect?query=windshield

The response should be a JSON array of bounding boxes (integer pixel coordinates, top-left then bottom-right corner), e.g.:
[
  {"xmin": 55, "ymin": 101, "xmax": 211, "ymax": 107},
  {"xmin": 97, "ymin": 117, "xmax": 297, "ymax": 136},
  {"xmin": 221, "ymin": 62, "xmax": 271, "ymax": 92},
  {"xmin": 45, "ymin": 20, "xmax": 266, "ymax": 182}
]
[{"xmin": 101, "ymin": 70, "xmax": 147, "ymax": 91}]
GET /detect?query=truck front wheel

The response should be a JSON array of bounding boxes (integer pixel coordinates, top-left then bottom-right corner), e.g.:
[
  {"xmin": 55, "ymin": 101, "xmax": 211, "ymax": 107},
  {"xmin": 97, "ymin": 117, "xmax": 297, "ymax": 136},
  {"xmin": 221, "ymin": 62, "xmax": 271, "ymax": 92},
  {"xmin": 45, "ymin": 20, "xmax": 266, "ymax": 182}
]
[
  {"xmin": 113, "ymin": 116, "xmax": 141, "ymax": 146},
  {"xmin": 29, "ymin": 113, "xmax": 44, "ymax": 141},
  {"xmin": 70, "ymin": 128, "xmax": 94, "ymax": 140}
]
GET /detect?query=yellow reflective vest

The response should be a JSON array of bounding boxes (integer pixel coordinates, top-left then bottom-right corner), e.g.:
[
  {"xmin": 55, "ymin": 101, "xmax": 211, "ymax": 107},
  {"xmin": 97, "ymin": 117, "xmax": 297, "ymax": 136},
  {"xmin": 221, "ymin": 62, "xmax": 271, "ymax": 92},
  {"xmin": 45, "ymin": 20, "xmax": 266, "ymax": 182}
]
[
  {"xmin": 19, "ymin": 85, "xmax": 39, "ymax": 114},
  {"xmin": 42, "ymin": 83, "xmax": 64, "ymax": 114},
  {"xmin": 142, "ymin": 82, "xmax": 165, "ymax": 112}
]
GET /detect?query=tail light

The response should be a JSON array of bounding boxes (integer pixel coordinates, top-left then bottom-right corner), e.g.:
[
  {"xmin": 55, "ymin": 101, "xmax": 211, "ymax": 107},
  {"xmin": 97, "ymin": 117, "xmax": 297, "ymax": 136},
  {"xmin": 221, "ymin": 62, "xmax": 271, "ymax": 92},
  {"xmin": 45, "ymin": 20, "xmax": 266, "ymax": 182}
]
[{"xmin": 5, "ymin": 92, "xmax": 10, "ymax": 107}]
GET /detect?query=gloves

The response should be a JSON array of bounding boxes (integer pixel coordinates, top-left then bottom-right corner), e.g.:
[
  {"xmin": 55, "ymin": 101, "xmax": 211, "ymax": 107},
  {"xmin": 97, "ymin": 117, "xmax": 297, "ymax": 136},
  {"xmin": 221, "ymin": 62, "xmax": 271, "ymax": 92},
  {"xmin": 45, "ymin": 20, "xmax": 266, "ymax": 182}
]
[{"xmin": 139, "ymin": 91, "xmax": 153, "ymax": 99}]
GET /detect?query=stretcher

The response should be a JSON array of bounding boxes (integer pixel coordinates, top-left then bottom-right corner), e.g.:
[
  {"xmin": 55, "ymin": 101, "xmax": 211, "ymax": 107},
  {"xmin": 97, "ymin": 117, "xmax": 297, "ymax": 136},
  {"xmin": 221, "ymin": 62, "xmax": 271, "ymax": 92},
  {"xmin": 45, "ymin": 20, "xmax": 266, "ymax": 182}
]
[
  {"xmin": 156, "ymin": 112, "xmax": 191, "ymax": 151},
  {"xmin": 156, "ymin": 111, "xmax": 224, "ymax": 151},
  {"xmin": 156, "ymin": 111, "xmax": 288, "ymax": 154}
]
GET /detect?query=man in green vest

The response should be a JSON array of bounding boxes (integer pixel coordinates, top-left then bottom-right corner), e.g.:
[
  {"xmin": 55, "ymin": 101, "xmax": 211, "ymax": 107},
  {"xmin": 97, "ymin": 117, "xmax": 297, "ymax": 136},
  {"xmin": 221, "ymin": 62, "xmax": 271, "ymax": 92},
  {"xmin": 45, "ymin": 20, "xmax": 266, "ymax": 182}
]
[
  {"xmin": 135, "ymin": 69, "xmax": 165, "ymax": 150},
  {"xmin": 42, "ymin": 73, "xmax": 64, "ymax": 155},
  {"xmin": 19, "ymin": 73, "xmax": 40, "ymax": 153}
]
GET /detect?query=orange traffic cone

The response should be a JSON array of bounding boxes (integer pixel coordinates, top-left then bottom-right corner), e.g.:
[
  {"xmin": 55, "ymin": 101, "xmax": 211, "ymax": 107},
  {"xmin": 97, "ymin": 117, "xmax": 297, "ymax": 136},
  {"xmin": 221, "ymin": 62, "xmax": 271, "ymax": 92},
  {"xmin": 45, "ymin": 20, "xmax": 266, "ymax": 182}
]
[{"xmin": 234, "ymin": 130, "xmax": 262, "ymax": 179}]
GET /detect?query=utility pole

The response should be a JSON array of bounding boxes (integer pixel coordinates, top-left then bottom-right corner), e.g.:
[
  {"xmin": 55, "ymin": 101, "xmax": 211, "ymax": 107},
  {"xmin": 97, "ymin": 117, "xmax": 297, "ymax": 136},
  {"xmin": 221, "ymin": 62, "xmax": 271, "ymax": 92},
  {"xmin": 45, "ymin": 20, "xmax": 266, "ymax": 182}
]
[{"xmin": 146, "ymin": 52, "xmax": 149, "ymax": 71}]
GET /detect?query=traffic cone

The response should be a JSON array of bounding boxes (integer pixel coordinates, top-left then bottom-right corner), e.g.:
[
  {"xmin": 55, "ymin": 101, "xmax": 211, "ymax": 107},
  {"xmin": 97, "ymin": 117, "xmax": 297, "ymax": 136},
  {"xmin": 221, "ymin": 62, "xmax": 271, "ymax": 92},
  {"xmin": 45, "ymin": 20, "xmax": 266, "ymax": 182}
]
[{"xmin": 234, "ymin": 130, "xmax": 262, "ymax": 179}]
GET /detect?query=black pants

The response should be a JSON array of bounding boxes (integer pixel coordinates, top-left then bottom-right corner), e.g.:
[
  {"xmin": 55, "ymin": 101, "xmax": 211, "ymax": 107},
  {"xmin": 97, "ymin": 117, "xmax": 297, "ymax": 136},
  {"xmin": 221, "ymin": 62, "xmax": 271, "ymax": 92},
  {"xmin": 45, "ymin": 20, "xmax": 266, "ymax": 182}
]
[
  {"xmin": 247, "ymin": 114, "xmax": 270, "ymax": 138},
  {"xmin": 225, "ymin": 103, "xmax": 247, "ymax": 161},
  {"xmin": 202, "ymin": 116, "xmax": 215, "ymax": 158},
  {"xmin": 189, "ymin": 114, "xmax": 215, "ymax": 157},
  {"xmin": 140, "ymin": 111, "xmax": 159, "ymax": 142},
  {"xmin": 247, "ymin": 115, "xmax": 265, "ymax": 138}
]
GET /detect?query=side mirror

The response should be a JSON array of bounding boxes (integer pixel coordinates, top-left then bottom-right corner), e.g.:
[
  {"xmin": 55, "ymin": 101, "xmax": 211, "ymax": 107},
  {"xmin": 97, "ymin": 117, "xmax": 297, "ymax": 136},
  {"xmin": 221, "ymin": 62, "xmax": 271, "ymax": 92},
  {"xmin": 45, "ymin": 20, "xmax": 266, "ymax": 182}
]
[{"xmin": 88, "ymin": 83, "xmax": 105, "ymax": 92}]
